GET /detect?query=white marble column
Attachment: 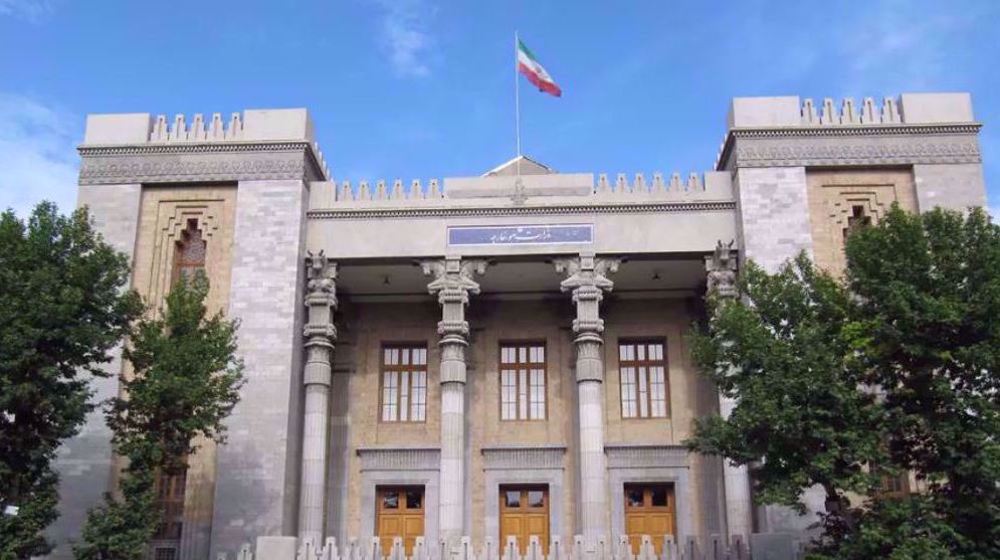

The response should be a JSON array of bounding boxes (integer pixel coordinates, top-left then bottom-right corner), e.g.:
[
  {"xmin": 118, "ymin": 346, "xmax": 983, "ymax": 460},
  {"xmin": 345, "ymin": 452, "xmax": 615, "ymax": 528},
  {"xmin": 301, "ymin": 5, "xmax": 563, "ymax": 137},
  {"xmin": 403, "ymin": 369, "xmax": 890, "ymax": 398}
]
[
  {"xmin": 421, "ymin": 257, "xmax": 488, "ymax": 546},
  {"xmin": 298, "ymin": 252, "xmax": 338, "ymax": 544},
  {"xmin": 705, "ymin": 241, "xmax": 752, "ymax": 539},
  {"xmin": 554, "ymin": 252, "xmax": 620, "ymax": 537}
]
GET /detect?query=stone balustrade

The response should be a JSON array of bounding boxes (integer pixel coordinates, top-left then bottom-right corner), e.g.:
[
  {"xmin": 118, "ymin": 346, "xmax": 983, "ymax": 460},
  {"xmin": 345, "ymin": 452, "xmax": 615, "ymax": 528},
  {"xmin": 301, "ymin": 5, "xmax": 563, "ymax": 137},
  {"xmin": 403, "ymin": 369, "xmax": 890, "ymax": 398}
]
[{"xmin": 218, "ymin": 534, "xmax": 798, "ymax": 560}]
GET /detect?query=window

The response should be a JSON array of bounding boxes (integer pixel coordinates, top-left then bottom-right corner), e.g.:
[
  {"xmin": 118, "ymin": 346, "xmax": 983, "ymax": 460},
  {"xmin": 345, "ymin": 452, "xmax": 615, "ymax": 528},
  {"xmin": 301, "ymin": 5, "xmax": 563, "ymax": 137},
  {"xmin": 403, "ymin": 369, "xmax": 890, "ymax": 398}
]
[
  {"xmin": 842, "ymin": 204, "xmax": 872, "ymax": 244},
  {"xmin": 500, "ymin": 343, "xmax": 546, "ymax": 420},
  {"xmin": 619, "ymin": 340, "xmax": 668, "ymax": 418},
  {"xmin": 153, "ymin": 468, "xmax": 187, "ymax": 540},
  {"xmin": 172, "ymin": 219, "xmax": 206, "ymax": 283},
  {"xmin": 381, "ymin": 345, "xmax": 428, "ymax": 422}
]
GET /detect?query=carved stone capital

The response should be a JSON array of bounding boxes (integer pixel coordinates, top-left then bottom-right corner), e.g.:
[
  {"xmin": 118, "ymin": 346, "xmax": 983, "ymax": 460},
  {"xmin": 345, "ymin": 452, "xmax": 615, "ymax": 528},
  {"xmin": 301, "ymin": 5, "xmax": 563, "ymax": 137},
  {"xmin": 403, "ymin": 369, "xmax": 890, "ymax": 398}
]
[
  {"xmin": 303, "ymin": 251, "xmax": 338, "ymax": 387},
  {"xmin": 421, "ymin": 257, "xmax": 489, "ymax": 340},
  {"xmin": 305, "ymin": 250, "xmax": 339, "ymax": 308},
  {"xmin": 554, "ymin": 253, "xmax": 620, "ymax": 338},
  {"xmin": 705, "ymin": 240, "xmax": 738, "ymax": 300},
  {"xmin": 553, "ymin": 253, "xmax": 620, "ymax": 295}
]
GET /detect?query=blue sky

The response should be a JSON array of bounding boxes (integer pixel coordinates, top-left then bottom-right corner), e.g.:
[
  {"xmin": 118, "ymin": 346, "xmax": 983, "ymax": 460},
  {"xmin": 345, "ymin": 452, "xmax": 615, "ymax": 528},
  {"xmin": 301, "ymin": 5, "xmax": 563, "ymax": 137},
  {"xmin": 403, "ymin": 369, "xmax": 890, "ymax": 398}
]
[{"xmin": 1, "ymin": 0, "xmax": 998, "ymax": 216}]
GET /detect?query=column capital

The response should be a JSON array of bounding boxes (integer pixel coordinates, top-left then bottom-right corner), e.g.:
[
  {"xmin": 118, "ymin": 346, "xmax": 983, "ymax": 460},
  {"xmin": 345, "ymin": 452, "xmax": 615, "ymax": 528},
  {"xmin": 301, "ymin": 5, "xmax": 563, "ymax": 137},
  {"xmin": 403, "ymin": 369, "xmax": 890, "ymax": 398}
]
[
  {"xmin": 421, "ymin": 256, "xmax": 489, "ymax": 339},
  {"xmin": 303, "ymin": 251, "xmax": 338, "ymax": 386},
  {"xmin": 305, "ymin": 250, "xmax": 339, "ymax": 308},
  {"xmin": 554, "ymin": 252, "xmax": 621, "ymax": 337},
  {"xmin": 705, "ymin": 240, "xmax": 738, "ymax": 300},
  {"xmin": 421, "ymin": 256, "xmax": 488, "ymax": 301}
]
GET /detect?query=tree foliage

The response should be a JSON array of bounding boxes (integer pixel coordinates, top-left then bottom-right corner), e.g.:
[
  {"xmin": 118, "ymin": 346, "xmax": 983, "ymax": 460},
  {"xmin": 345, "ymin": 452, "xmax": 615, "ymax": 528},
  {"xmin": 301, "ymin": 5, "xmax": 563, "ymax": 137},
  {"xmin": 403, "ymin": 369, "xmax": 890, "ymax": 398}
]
[
  {"xmin": 0, "ymin": 203, "xmax": 142, "ymax": 560},
  {"xmin": 687, "ymin": 206, "xmax": 1000, "ymax": 559},
  {"xmin": 75, "ymin": 273, "xmax": 244, "ymax": 560}
]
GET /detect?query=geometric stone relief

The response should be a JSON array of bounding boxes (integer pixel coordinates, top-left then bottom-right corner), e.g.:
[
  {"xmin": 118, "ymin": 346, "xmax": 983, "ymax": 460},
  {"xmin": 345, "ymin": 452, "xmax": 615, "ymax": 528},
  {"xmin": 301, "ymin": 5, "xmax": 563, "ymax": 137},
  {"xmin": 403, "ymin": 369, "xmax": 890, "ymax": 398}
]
[
  {"xmin": 604, "ymin": 445, "xmax": 689, "ymax": 469},
  {"xmin": 481, "ymin": 446, "xmax": 566, "ymax": 470},
  {"xmin": 719, "ymin": 126, "xmax": 981, "ymax": 170},
  {"xmin": 145, "ymin": 200, "xmax": 226, "ymax": 308},
  {"xmin": 806, "ymin": 171, "xmax": 916, "ymax": 274},
  {"xmin": 78, "ymin": 142, "xmax": 325, "ymax": 185},
  {"xmin": 356, "ymin": 447, "xmax": 441, "ymax": 471}
]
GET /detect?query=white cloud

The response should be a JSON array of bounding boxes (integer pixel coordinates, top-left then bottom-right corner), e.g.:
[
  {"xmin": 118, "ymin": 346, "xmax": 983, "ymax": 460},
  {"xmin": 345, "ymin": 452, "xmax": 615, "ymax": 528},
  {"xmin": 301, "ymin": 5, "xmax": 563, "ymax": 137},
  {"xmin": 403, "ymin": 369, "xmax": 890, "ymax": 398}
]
[
  {"xmin": 0, "ymin": 0, "xmax": 53, "ymax": 22},
  {"xmin": 834, "ymin": 1, "xmax": 987, "ymax": 93},
  {"xmin": 371, "ymin": 0, "xmax": 434, "ymax": 78},
  {"xmin": 0, "ymin": 93, "xmax": 80, "ymax": 217}
]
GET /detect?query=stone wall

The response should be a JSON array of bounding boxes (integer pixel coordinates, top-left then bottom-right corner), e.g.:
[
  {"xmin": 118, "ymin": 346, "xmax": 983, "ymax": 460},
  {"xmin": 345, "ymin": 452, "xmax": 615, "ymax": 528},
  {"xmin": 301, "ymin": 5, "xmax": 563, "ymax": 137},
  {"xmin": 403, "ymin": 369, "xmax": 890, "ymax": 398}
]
[
  {"xmin": 209, "ymin": 179, "xmax": 310, "ymax": 558},
  {"xmin": 733, "ymin": 167, "xmax": 813, "ymax": 272},
  {"xmin": 47, "ymin": 184, "xmax": 143, "ymax": 560}
]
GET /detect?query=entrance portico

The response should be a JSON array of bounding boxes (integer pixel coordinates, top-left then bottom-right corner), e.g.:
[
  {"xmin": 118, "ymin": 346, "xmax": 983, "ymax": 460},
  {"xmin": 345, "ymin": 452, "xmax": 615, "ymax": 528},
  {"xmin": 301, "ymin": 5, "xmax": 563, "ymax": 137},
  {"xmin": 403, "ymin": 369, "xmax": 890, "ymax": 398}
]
[{"xmin": 304, "ymin": 163, "xmax": 740, "ymax": 546}]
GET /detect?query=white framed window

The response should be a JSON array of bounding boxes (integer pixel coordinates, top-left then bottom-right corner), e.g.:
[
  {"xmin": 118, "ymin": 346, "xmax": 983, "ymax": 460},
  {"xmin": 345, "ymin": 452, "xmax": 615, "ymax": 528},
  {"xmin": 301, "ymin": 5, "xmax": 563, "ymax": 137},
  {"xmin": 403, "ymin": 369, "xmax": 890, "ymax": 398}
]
[
  {"xmin": 619, "ymin": 340, "xmax": 669, "ymax": 418},
  {"xmin": 500, "ymin": 343, "xmax": 546, "ymax": 421},
  {"xmin": 381, "ymin": 345, "xmax": 428, "ymax": 422}
]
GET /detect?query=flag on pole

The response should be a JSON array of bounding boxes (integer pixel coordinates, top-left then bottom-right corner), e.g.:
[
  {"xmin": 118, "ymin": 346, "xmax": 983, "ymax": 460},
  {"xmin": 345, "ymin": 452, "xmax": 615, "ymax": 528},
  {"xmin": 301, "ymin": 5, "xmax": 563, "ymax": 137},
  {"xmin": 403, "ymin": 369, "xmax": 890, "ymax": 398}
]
[{"xmin": 517, "ymin": 39, "xmax": 561, "ymax": 97}]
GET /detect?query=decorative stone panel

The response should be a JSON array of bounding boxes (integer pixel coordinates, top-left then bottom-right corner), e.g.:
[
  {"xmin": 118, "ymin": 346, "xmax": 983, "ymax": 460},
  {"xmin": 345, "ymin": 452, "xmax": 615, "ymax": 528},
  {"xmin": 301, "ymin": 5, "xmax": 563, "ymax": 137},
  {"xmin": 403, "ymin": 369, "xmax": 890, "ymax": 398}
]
[
  {"xmin": 805, "ymin": 170, "xmax": 917, "ymax": 274},
  {"xmin": 718, "ymin": 125, "xmax": 982, "ymax": 171},
  {"xmin": 78, "ymin": 142, "xmax": 326, "ymax": 185},
  {"xmin": 481, "ymin": 446, "xmax": 567, "ymax": 470},
  {"xmin": 604, "ymin": 445, "xmax": 689, "ymax": 469},
  {"xmin": 356, "ymin": 447, "xmax": 441, "ymax": 471}
]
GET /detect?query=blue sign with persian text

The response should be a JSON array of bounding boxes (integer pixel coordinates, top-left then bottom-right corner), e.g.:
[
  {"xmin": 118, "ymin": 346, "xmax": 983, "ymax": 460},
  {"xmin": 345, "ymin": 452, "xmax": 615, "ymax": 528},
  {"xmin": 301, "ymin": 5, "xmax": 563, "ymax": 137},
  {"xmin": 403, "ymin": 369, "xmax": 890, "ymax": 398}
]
[{"xmin": 447, "ymin": 224, "xmax": 594, "ymax": 246}]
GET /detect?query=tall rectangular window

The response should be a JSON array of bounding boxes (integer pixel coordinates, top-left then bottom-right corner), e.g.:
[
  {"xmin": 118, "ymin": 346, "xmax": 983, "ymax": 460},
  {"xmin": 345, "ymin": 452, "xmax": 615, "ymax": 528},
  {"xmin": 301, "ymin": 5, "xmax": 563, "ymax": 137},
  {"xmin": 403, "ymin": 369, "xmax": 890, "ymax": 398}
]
[
  {"xmin": 500, "ymin": 343, "xmax": 546, "ymax": 421},
  {"xmin": 381, "ymin": 345, "xmax": 428, "ymax": 422},
  {"xmin": 619, "ymin": 340, "xmax": 668, "ymax": 418}
]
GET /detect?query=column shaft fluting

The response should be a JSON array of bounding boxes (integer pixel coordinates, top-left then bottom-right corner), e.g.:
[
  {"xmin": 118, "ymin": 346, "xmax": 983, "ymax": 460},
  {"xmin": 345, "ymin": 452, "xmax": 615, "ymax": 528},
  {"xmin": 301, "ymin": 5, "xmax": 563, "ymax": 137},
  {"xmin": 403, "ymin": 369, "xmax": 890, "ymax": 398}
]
[
  {"xmin": 555, "ymin": 253, "xmax": 620, "ymax": 537},
  {"xmin": 297, "ymin": 254, "xmax": 338, "ymax": 544},
  {"xmin": 705, "ymin": 241, "xmax": 752, "ymax": 539},
  {"xmin": 422, "ymin": 257, "xmax": 487, "ymax": 546}
]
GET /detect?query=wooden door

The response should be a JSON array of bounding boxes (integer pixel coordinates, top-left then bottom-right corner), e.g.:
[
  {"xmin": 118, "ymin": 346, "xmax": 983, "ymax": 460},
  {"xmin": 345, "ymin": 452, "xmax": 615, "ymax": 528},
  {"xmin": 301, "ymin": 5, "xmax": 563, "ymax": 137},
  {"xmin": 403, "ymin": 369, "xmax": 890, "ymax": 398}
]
[
  {"xmin": 624, "ymin": 483, "xmax": 676, "ymax": 554},
  {"xmin": 499, "ymin": 485, "xmax": 549, "ymax": 554},
  {"xmin": 376, "ymin": 486, "xmax": 425, "ymax": 555}
]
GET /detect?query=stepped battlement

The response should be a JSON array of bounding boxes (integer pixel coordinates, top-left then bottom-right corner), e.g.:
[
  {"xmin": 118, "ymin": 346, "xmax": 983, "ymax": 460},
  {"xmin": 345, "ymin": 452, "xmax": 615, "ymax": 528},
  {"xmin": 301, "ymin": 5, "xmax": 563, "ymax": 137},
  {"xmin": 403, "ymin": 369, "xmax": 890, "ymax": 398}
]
[
  {"xmin": 80, "ymin": 108, "xmax": 330, "ymax": 181},
  {"xmin": 727, "ymin": 92, "xmax": 975, "ymax": 130}
]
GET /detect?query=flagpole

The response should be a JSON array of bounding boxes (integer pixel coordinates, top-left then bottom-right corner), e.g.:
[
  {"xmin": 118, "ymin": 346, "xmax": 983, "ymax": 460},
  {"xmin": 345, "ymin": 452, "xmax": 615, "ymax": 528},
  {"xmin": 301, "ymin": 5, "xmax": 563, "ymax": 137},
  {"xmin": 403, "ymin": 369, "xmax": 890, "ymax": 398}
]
[{"xmin": 514, "ymin": 30, "xmax": 521, "ymax": 177}]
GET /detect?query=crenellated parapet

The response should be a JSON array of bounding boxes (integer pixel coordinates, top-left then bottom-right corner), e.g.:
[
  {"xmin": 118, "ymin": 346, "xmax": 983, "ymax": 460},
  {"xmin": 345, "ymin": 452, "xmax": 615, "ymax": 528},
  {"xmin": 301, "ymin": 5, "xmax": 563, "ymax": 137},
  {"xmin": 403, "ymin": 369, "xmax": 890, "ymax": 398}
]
[
  {"xmin": 800, "ymin": 96, "xmax": 900, "ymax": 126},
  {"xmin": 77, "ymin": 108, "xmax": 329, "ymax": 185},
  {"xmin": 718, "ymin": 92, "xmax": 982, "ymax": 171},
  {"xmin": 307, "ymin": 171, "xmax": 734, "ymax": 216}
]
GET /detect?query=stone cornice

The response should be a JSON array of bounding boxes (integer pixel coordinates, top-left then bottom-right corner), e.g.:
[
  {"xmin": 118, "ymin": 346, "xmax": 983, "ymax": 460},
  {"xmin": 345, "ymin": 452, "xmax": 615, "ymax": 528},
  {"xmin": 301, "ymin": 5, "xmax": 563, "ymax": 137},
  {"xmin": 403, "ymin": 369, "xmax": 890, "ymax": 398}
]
[
  {"xmin": 78, "ymin": 140, "xmax": 317, "ymax": 156},
  {"xmin": 729, "ymin": 123, "xmax": 981, "ymax": 139},
  {"xmin": 307, "ymin": 201, "xmax": 736, "ymax": 220},
  {"xmin": 717, "ymin": 124, "xmax": 982, "ymax": 171},
  {"xmin": 77, "ymin": 141, "xmax": 327, "ymax": 185}
]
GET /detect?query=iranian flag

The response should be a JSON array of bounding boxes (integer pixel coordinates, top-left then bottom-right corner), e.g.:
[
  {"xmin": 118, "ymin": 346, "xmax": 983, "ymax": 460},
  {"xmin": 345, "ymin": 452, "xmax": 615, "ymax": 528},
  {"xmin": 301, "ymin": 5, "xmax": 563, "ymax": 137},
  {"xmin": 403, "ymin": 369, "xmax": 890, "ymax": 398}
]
[{"xmin": 517, "ymin": 39, "xmax": 562, "ymax": 97}]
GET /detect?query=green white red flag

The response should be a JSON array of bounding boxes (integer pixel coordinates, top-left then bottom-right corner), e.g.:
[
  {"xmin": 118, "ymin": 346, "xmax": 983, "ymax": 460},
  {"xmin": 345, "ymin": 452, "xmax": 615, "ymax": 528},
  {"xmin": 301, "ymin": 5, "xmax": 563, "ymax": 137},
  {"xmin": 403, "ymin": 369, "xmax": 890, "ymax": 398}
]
[{"xmin": 517, "ymin": 39, "xmax": 561, "ymax": 97}]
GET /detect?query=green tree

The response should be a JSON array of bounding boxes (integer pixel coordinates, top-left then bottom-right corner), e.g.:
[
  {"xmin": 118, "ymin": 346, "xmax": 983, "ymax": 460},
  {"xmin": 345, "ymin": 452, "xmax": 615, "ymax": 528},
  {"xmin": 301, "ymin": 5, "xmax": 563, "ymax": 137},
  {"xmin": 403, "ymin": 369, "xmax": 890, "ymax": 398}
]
[
  {"xmin": 836, "ymin": 206, "xmax": 1000, "ymax": 559},
  {"xmin": 0, "ymin": 202, "xmax": 142, "ymax": 560},
  {"xmin": 686, "ymin": 254, "xmax": 886, "ymax": 535},
  {"xmin": 75, "ymin": 273, "xmax": 245, "ymax": 560},
  {"xmin": 687, "ymin": 205, "xmax": 1000, "ymax": 559}
]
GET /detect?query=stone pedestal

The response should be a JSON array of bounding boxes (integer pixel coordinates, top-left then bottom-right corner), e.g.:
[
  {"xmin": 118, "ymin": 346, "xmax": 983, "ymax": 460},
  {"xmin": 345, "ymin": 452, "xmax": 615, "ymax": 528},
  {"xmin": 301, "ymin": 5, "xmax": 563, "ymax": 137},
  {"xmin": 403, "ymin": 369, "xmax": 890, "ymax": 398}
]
[
  {"xmin": 298, "ymin": 253, "xmax": 338, "ymax": 544},
  {"xmin": 421, "ymin": 257, "xmax": 488, "ymax": 545},
  {"xmin": 554, "ymin": 252, "xmax": 620, "ymax": 536}
]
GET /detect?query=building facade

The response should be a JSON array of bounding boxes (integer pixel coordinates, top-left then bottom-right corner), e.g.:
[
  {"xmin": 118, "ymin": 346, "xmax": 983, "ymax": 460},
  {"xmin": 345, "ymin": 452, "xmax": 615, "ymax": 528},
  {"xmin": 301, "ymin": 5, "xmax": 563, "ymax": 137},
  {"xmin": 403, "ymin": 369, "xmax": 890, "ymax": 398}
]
[{"xmin": 49, "ymin": 93, "xmax": 986, "ymax": 560}]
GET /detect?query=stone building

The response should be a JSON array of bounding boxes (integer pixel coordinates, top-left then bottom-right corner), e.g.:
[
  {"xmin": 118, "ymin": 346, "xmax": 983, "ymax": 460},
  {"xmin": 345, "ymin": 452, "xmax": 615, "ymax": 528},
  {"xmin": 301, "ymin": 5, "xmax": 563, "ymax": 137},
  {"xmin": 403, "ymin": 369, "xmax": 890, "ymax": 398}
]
[{"xmin": 49, "ymin": 92, "xmax": 986, "ymax": 559}]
